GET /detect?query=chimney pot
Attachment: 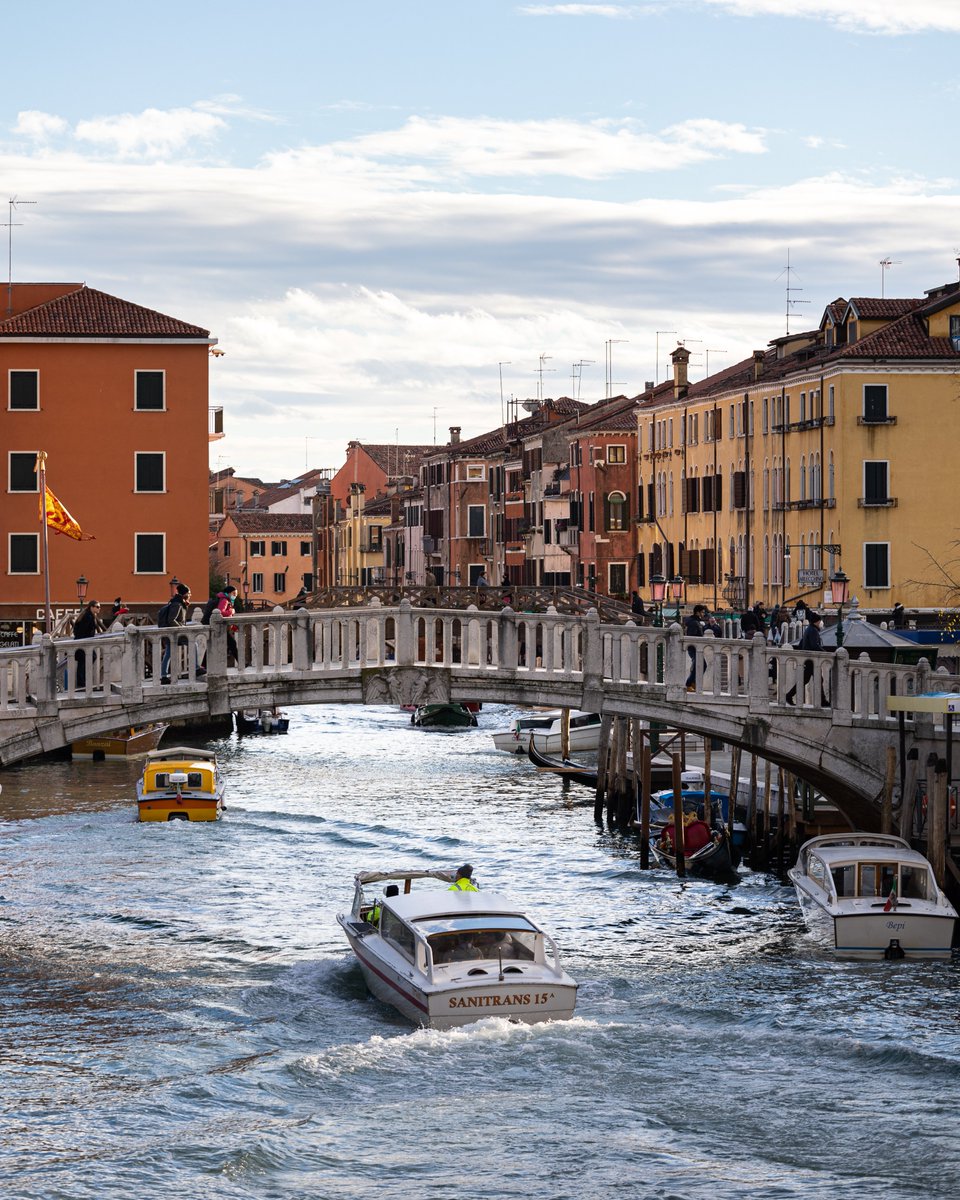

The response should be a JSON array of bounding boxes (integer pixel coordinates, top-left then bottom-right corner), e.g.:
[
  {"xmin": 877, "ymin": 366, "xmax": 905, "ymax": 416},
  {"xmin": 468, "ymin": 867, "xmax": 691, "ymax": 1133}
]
[{"xmin": 449, "ymin": 426, "xmax": 461, "ymax": 445}]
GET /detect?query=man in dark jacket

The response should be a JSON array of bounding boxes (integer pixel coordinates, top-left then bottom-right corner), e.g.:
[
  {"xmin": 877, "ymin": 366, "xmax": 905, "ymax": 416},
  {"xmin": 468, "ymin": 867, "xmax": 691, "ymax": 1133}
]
[
  {"xmin": 684, "ymin": 604, "xmax": 708, "ymax": 688},
  {"xmin": 785, "ymin": 610, "xmax": 828, "ymax": 706},
  {"xmin": 740, "ymin": 602, "xmax": 765, "ymax": 638},
  {"xmin": 160, "ymin": 583, "xmax": 197, "ymax": 683},
  {"xmin": 73, "ymin": 599, "xmax": 103, "ymax": 688}
]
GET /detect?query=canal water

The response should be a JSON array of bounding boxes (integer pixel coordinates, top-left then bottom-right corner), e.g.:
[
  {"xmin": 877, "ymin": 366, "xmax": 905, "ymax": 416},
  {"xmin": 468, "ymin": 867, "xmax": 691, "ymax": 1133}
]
[{"xmin": 1, "ymin": 704, "xmax": 958, "ymax": 1200}]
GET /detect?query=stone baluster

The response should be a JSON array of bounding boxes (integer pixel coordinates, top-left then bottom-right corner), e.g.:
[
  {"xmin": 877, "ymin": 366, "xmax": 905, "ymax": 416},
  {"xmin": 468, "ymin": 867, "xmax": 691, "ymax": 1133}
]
[
  {"xmin": 292, "ymin": 608, "xmax": 311, "ymax": 671},
  {"xmin": 664, "ymin": 621, "xmax": 685, "ymax": 693},
  {"xmin": 497, "ymin": 605, "xmax": 519, "ymax": 671},
  {"xmin": 747, "ymin": 632, "xmax": 768, "ymax": 707},
  {"xmin": 121, "ymin": 625, "xmax": 145, "ymax": 704}
]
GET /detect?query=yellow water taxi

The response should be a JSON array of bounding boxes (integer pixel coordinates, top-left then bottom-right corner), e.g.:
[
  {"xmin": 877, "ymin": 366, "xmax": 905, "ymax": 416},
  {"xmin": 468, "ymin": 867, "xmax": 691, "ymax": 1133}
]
[{"xmin": 136, "ymin": 746, "xmax": 225, "ymax": 822}]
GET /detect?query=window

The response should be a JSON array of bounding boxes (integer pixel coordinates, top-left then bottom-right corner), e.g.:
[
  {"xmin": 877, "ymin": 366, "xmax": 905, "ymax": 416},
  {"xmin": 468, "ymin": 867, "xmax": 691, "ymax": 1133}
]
[
  {"xmin": 250, "ymin": 541, "xmax": 265, "ymax": 557},
  {"xmin": 300, "ymin": 541, "xmax": 310, "ymax": 556},
  {"xmin": 468, "ymin": 505, "xmax": 485, "ymax": 538},
  {"xmin": 9, "ymin": 452, "xmax": 37, "ymax": 492},
  {"xmin": 9, "ymin": 370, "xmax": 38, "ymax": 410},
  {"xmin": 607, "ymin": 444, "xmax": 626, "ymax": 464},
  {"xmin": 271, "ymin": 540, "xmax": 288, "ymax": 556},
  {"xmin": 608, "ymin": 563, "xmax": 627, "ymax": 595},
  {"xmin": 273, "ymin": 572, "xmax": 286, "ymax": 592},
  {"xmin": 135, "ymin": 371, "xmax": 165, "ymax": 411},
  {"xmin": 252, "ymin": 572, "xmax": 264, "ymax": 593},
  {"xmin": 9, "ymin": 533, "xmax": 39, "ymax": 574},
  {"xmin": 135, "ymin": 452, "xmax": 165, "ymax": 492},
  {"xmin": 223, "ymin": 541, "xmax": 231, "ymax": 557},
  {"xmin": 465, "ymin": 463, "xmax": 485, "ymax": 481},
  {"xmin": 864, "ymin": 543, "xmax": 890, "ymax": 589},
  {"xmin": 951, "ymin": 315, "xmax": 960, "ymax": 351},
  {"xmin": 863, "ymin": 461, "xmax": 889, "ymax": 505},
  {"xmin": 863, "ymin": 385, "xmax": 888, "ymax": 422},
  {"xmin": 605, "ymin": 491, "xmax": 628, "ymax": 531},
  {"xmin": 135, "ymin": 533, "xmax": 165, "ymax": 574}
]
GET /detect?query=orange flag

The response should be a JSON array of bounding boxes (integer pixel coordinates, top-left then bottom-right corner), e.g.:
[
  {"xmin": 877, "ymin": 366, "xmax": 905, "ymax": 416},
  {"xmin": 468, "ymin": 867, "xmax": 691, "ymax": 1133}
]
[{"xmin": 40, "ymin": 486, "xmax": 94, "ymax": 541}]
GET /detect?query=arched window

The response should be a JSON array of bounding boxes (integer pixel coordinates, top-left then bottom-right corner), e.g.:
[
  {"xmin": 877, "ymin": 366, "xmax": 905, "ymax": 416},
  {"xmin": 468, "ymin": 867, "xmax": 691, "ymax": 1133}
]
[
  {"xmin": 763, "ymin": 535, "xmax": 770, "ymax": 585},
  {"xmin": 605, "ymin": 490, "xmax": 628, "ymax": 532},
  {"xmin": 800, "ymin": 455, "xmax": 807, "ymax": 501},
  {"xmin": 828, "ymin": 452, "xmax": 835, "ymax": 500}
]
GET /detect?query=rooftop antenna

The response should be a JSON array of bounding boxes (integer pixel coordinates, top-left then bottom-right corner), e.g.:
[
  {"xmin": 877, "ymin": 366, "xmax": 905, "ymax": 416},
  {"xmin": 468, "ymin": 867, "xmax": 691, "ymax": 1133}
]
[
  {"xmin": 433, "ymin": 407, "xmax": 438, "ymax": 445},
  {"xmin": 654, "ymin": 331, "xmax": 676, "ymax": 385},
  {"xmin": 879, "ymin": 257, "xmax": 902, "ymax": 298},
  {"xmin": 537, "ymin": 353, "xmax": 554, "ymax": 403},
  {"xmin": 776, "ymin": 248, "xmax": 809, "ymax": 335},
  {"xmin": 4, "ymin": 196, "xmax": 37, "ymax": 316},
  {"xmin": 572, "ymin": 359, "xmax": 595, "ymax": 402},
  {"xmin": 705, "ymin": 348, "xmax": 728, "ymax": 378},
  {"xmin": 604, "ymin": 339, "xmax": 627, "ymax": 397},
  {"xmin": 498, "ymin": 362, "xmax": 511, "ymax": 426}
]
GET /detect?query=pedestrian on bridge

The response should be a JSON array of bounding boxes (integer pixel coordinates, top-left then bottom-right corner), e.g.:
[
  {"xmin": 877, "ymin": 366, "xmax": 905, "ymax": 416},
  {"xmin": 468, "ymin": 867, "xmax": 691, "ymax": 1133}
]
[
  {"xmin": 785, "ymin": 610, "xmax": 828, "ymax": 707},
  {"xmin": 73, "ymin": 599, "xmax": 103, "ymax": 689},
  {"xmin": 684, "ymin": 604, "xmax": 708, "ymax": 689}
]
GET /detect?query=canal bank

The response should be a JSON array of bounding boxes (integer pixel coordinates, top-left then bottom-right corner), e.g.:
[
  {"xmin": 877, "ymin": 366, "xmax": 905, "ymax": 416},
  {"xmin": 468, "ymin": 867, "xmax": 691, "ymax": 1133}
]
[{"xmin": 1, "ymin": 703, "xmax": 958, "ymax": 1200}]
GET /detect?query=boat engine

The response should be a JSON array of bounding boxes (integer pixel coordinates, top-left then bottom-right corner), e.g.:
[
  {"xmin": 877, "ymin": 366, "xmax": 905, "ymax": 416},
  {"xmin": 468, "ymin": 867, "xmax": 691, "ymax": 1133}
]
[{"xmin": 883, "ymin": 938, "xmax": 905, "ymax": 961}]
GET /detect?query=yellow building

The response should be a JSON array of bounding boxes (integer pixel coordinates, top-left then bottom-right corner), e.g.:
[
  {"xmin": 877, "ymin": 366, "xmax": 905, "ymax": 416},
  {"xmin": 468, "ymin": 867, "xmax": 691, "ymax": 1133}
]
[
  {"xmin": 335, "ymin": 483, "xmax": 389, "ymax": 587},
  {"xmin": 637, "ymin": 278, "xmax": 960, "ymax": 613}
]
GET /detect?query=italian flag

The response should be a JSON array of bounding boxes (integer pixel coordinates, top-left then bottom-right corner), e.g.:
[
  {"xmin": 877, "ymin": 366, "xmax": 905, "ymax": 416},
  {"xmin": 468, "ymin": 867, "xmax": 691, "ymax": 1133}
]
[{"xmin": 883, "ymin": 879, "xmax": 898, "ymax": 912}]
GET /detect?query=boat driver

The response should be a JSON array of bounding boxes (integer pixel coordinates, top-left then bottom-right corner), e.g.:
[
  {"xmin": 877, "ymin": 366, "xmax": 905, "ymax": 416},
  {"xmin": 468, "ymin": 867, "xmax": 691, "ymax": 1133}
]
[{"xmin": 448, "ymin": 864, "xmax": 479, "ymax": 892}]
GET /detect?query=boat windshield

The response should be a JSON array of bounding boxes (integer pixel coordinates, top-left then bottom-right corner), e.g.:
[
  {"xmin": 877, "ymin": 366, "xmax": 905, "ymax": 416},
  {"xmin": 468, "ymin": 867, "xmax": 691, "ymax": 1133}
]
[
  {"xmin": 417, "ymin": 917, "xmax": 540, "ymax": 966},
  {"xmin": 829, "ymin": 861, "xmax": 932, "ymax": 901}
]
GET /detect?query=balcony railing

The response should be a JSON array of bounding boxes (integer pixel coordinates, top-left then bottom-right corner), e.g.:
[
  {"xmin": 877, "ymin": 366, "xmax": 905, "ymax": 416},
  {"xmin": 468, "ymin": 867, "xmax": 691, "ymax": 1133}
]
[{"xmin": 857, "ymin": 415, "xmax": 897, "ymax": 426}]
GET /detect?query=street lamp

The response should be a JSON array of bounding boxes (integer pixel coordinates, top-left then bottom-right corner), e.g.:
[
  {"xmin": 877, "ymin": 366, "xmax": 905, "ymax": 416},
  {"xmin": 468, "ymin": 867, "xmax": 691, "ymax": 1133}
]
[
  {"xmin": 831, "ymin": 568, "xmax": 850, "ymax": 647},
  {"xmin": 650, "ymin": 573, "xmax": 667, "ymax": 627},
  {"xmin": 669, "ymin": 574, "xmax": 685, "ymax": 623},
  {"xmin": 242, "ymin": 579, "xmax": 250, "ymax": 611},
  {"xmin": 168, "ymin": 575, "xmax": 180, "ymax": 597},
  {"xmin": 76, "ymin": 574, "xmax": 89, "ymax": 604}
]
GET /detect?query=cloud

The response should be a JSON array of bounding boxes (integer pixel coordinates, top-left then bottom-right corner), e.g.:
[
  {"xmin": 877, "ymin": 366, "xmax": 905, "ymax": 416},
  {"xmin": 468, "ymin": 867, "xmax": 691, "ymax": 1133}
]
[
  {"xmin": 74, "ymin": 107, "xmax": 227, "ymax": 158},
  {"xmin": 699, "ymin": 0, "xmax": 960, "ymax": 35},
  {"xmin": 519, "ymin": 3, "xmax": 640, "ymax": 16},
  {"xmin": 13, "ymin": 111, "xmax": 68, "ymax": 140},
  {"xmin": 328, "ymin": 115, "xmax": 767, "ymax": 180}
]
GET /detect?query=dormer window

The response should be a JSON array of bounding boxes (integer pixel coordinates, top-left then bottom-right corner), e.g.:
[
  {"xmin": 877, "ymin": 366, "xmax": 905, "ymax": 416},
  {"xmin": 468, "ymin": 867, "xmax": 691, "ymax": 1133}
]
[{"xmin": 847, "ymin": 320, "xmax": 858, "ymax": 344}]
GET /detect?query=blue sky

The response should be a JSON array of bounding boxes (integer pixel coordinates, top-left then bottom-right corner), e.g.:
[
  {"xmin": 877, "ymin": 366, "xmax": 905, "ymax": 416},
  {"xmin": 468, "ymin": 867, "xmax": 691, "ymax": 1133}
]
[{"xmin": 5, "ymin": 1, "xmax": 959, "ymax": 478}]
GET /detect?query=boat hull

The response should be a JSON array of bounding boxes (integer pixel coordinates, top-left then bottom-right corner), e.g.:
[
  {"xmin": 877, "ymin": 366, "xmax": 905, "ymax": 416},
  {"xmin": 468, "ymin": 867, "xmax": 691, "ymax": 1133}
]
[
  {"xmin": 72, "ymin": 724, "xmax": 167, "ymax": 760},
  {"xmin": 790, "ymin": 879, "xmax": 955, "ymax": 959},
  {"xmin": 137, "ymin": 797, "xmax": 222, "ymax": 822},
  {"xmin": 412, "ymin": 704, "xmax": 478, "ymax": 729},
  {"xmin": 344, "ymin": 928, "xmax": 577, "ymax": 1029}
]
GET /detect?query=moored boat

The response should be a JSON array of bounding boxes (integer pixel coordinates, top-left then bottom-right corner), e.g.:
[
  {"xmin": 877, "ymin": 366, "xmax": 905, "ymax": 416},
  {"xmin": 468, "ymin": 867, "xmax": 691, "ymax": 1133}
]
[
  {"xmin": 651, "ymin": 814, "xmax": 739, "ymax": 879},
  {"xmin": 492, "ymin": 709, "xmax": 601, "ymax": 754},
  {"xmin": 337, "ymin": 869, "xmax": 578, "ymax": 1029},
  {"xmin": 411, "ymin": 703, "xmax": 478, "ymax": 729},
  {"xmin": 136, "ymin": 746, "xmax": 225, "ymax": 822},
  {"xmin": 787, "ymin": 833, "xmax": 957, "ymax": 960},
  {"xmin": 72, "ymin": 723, "xmax": 168, "ymax": 761}
]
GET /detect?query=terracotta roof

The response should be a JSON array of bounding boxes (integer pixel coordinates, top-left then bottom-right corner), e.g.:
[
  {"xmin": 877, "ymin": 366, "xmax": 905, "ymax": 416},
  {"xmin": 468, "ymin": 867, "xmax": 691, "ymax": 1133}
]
[
  {"xmin": 357, "ymin": 444, "xmax": 434, "ymax": 476},
  {"xmin": 845, "ymin": 297, "xmax": 923, "ymax": 321},
  {"xmin": 225, "ymin": 512, "xmax": 313, "ymax": 534},
  {"xmin": 0, "ymin": 285, "xmax": 210, "ymax": 338},
  {"xmin": 837, "ymin": 310, "xmax": 960, "ymax": 359}
]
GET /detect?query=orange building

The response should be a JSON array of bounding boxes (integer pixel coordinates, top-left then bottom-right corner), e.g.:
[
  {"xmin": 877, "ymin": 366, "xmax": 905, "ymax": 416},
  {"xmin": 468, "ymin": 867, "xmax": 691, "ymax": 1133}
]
[
  {"xmin": 212, "ymin": 512, "xmax": 314, "ymax": 606},
  {"xmin": 1, "ymin": 283, "xmax": 215, "ymax": 633}
]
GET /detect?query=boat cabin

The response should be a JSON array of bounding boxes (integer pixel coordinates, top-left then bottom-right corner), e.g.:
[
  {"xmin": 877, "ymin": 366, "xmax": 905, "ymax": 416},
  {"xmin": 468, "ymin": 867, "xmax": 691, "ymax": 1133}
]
[
  {"xmin": 806, "ymin": 850, "xmax": 934, "ymax": 903},
  {"xmin": 141, "ymin": 759, "xmax": 218, "ymax": 796}
]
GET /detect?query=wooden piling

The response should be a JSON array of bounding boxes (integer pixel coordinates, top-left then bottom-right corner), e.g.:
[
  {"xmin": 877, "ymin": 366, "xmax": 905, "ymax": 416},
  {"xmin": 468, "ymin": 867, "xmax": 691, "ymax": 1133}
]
[
  {"xmin": 881, "ymin": 746, "xmax": 896, "ymax": 836},
  {"xmin": 929, "ymin": 758, "xmax": 948, "ymax": 889},
  {"xmin": 640, "ymin": 742, "xmax": 651, "ymax": 869},
  {"xmin": 560, "ymin": 707, "xmax": 571, "ymax": 761},
  {"xmin": 703, "ymin": 738, "xmax": 713, "ymax": 825},
  {"xmin": 671, "ymin": 752, "xmax": 686, "ymax": 878},
  {"xmin": 594, "ymin": 714, "xmax": 613, "ymax": 826},
  {"xmin": 899, "ymin": 748, "xmax": 920, "ymax": 840},
  {"xmin": 775, "ymin": 768, "xmax": 786, "ymax": 877},
  {"xmin": 729, "ymin": 744, "xmax": 741, "ymax": 840},
  {"xmin": 606, "ymin": 717, "xmax": 622, "ymax": 829}
]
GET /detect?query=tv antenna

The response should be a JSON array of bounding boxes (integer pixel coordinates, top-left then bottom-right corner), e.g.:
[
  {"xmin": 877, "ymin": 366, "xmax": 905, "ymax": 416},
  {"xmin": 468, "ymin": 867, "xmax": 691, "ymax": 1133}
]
[
  {"xmin": 654, "ymin": 331, "xmax": 676, "ymax": 384},
  {"xmin": 604, "ymin": 339, "xmax": 627, "ymax": 397},
  {"xmin": 776, "ymin": 249, "xmax": 809, "ymax": 334},
  {"xmin": 705, "ymin": 348, "xmax": 727, "ymax": 378},
  {"xmin": 879, "ymin": 256, "xmax": 902, "ymax": 298},
  {"xmin": 498, "ymin": 362, "xmax": 511, "ymax": 426},
  {"xmin": 537, "ymin": 353, "xmax": 554, "ymax": 403},
  {"xmin": 571, "ymin": 359, "xmax": 595, "ymax": 402},
  {"xmin": 4, "ymin": 196, "xmax": 37, "ymax": 316}
]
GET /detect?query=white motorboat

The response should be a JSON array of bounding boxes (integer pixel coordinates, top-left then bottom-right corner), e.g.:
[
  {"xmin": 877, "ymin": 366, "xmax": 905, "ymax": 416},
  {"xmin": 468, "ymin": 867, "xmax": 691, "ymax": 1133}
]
[
  {"xmin": 491, "ymin": 709, "xmax": 601, "ymax": 755},
  {"xmin": 337, "ymin": 869, "xmax": 578, "ymax": 1029},
  {"xmin": 788, "ymin": 833, "xmax": 957, "ymax": 960}
]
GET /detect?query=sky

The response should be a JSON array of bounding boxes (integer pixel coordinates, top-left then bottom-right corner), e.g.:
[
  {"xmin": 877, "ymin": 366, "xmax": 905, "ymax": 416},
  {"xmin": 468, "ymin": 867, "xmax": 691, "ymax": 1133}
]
[{"xmin": 4, "ymin": 1, "xmax": 960, "ymax": 480}]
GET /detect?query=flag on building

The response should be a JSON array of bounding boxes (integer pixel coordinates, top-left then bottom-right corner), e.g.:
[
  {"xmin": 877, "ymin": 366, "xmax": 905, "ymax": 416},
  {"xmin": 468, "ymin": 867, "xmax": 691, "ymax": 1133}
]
[{"xmin": 40, "ymin": 486, "xmax": 94, "ymax": 541}]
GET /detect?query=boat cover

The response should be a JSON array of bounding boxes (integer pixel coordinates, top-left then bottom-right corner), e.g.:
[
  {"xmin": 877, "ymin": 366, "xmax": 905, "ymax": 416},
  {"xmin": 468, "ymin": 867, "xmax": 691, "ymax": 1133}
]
[{"xmin": 355, "ymin": 868, "xmax": 455, "ymax": 885}]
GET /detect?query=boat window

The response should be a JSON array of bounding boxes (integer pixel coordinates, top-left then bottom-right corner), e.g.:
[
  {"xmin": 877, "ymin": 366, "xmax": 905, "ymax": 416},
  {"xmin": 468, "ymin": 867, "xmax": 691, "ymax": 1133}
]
[
  {"xmin": 380, "ymin": 909, "xmax": 416, "ymax": 961},
  {"xmin": 429, "ymin": 929, "xmax": 538, "ymax": 965},
  {"xmin": 831, "ymin": 865, "xmax": 855, "ymax": 897},
  {"xmin": 807, "ymin": 856, "xmax": 826, "ymax": 887},
  {"xmin": 188, "ymin": 772, "xmax": 203, "ymax": 788},
  {"xmin": 155, "ymin": 772, "xmax": 168, "ymax": 788},
  {"xmin": 900, "ymin": 865, "xmax": 930, "ymax": 901},
  {"xmin": 858, "ymin": 864, "xmax": 881, "ymax": 897},
  {"xmin": 878, "ymin": 865, "xmax": 897, "ymax": 899},
  {"xmin": 570, "ymin": 714, "xmax": 598, "ymax": 729}
]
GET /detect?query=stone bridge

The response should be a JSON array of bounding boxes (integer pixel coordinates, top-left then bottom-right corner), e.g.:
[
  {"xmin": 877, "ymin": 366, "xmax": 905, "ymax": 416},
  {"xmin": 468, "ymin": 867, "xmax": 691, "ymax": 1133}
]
[{"xmin": 0, "ymin": 602, "xmax": 954, "ymax": 829}]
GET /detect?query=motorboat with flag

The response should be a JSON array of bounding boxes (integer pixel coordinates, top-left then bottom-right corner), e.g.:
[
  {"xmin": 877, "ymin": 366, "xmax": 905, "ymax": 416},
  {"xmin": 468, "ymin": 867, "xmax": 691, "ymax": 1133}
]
[
  {"xmin": 337, "ymin": 869, "xmax": 578, "ymax": 1029},
  {"xmin": 787, "ymin": 833, "xmax": 957, "ymax": 959},
  {"xmin": 136, "ymin": 746, "xmax": 225, "ymax": 822}
]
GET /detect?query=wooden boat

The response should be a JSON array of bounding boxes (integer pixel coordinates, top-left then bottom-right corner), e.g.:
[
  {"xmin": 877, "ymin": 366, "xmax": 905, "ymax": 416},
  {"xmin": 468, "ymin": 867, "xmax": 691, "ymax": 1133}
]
[
  {"xmin": 491, "ymin": 709, "xmax": 601, "ymax": 754},
  {"xmin": 136, "ymin": 746, "xmax": 225, "ymax": 822},
  {"xmin": 651, "ymin": 815, "xmax": 739, "ymax": 879},
  {"xmin": 236, "ymin": 709, "xmax": 289, "ymax": 735},
  {"xmin": 787, "ymin": 834, "xmax": 957, "ymax": 959},
  {"xmin": 337, "ymin": 869, "xmax": 578, "ymax": 1029},
  {"xmin": 72, "ymin": 723, "xmax": 168, "ymax": 761},
  {"xmin": 651, "ymin": 788, "xmax": 747, "ymax": 852},
  {"xmin": 525, "ymin": 738, "xmax": 677, "ymax": 793},
  {"xmin": 411, "ymin": 703, "xmax": 478, "ymax": 729}
]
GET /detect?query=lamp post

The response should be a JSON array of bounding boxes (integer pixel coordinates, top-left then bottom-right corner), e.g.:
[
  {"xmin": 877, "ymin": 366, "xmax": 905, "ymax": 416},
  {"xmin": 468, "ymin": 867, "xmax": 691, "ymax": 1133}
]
[
  {"xmin": 242, "ymin": 579, "xmax": 250, "ymax": 612},
  {"xmin": 76, "ymin": 574, "xmax": 89, "ymax": 604},
  {"xmin": 650, "ymin": 573, "xmax": 667, "ymax": 627},
  {"xmin": 831, "ymin": 568, "xmax": 849, "ymax": 647},
  {"xmin": 168, "ymin": 575, "xmax": 179, "ymax": 598},
  {"xmin": 670, "ymin": 574, "xmax": 685, "ymax": 624}
]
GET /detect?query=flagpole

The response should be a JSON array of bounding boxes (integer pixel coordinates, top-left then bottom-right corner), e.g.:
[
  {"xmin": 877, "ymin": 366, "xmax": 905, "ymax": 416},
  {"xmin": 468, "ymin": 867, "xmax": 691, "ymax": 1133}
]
[{"xmin": 37, "ymin": 450, "xmax": 52, "ymax": 633}]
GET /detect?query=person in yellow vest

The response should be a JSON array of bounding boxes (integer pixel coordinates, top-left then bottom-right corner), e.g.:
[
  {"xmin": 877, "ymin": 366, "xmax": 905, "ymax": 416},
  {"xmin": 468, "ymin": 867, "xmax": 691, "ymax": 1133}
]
[{"xmin": 448, "ymin": 864, "xmax": 478, "ymax": 891}]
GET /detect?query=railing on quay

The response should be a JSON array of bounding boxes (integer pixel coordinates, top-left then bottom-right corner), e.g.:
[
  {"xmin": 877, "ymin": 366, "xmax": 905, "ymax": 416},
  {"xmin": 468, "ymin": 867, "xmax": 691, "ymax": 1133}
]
[{"xmin": 0, "ymin": 603, "xmax": 958, "ymax": 739}]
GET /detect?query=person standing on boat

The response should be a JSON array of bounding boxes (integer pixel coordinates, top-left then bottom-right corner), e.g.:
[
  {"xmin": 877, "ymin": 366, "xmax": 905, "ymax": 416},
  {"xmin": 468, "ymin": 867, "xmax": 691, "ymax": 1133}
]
[
  {"xmin": 73, "ymin": 599, "xmax": 103, "ymax": 688},
  {"xmin": 448, "ymin": 864, "xmax": 479, "ymax": 892}
]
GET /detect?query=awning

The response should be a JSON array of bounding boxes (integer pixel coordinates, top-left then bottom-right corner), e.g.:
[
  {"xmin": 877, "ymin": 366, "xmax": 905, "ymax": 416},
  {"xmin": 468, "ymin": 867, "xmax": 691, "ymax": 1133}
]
[{"xmin": 886, "ymin": 692, "xmax": 960, "ymax": 713}]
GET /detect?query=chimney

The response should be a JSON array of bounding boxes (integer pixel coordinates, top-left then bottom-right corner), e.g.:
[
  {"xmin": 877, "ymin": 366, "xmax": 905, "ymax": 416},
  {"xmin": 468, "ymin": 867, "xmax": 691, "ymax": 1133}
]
[
  {"xmin": 753, "ymin": 350, "xmax": 765, "ymax": 380},
  {"xmin": 644, "ymin": 380, "xmax": 655, "ymax": 392},
  {"xmin": 449, "ymin": 426, "xmax": 461, "ymax": 445},
  {"xmin": 671, "ymin": 345, "xmax": 690, "ymax": 399}
]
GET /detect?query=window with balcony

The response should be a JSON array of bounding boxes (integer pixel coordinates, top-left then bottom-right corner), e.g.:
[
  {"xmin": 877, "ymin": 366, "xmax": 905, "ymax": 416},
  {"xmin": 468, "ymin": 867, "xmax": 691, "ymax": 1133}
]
[
  {"xmin": 135, "ymin": 452, "xmax": 165, "ymax": 492},
  {"xmin": 9, "ymin": 533, "xmax": 38, "ymax": 573},
  {"xmin": 135, "ymin": 371, "xmax": 165, "ymax": 411},
  {"xmin": 135, "ymin": 533, "xmax": 165, "ymax": 574},
  {"xmin": 861, "ymin": 385, "xmax": 892, "ymax": 424},
  {"xmin": 9, "ymin": 370, "xmax": 38, "ymax": 410},
  {"xmin": 9, "ymin": 452, "xmax": 37, "ymax": 492},
  {"xmin": 861, "ymin": 461, "xmax": 894, "ymax": 507}
]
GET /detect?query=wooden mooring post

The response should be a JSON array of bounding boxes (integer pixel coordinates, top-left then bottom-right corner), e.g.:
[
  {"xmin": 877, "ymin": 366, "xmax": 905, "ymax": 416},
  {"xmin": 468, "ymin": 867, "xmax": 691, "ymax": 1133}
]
[
  {"xmin": 928, "ymin": 755, "xmax": 948, "ymax": 889},
  {"xmin": 881, "ymin": 746, "xmax": 896, "ymax": 836},
  {"xmin": 640, "ymin": 741, "xmax": 651, "ymax": 869},
  {"xmin": 728, "ymin": 744, "xmax": 741, "ymax": 841},
  {"xmin": 703, "ymin": 738, "xmax": 713, "ymax": 826},
  {"xmin": 671, "ymin": 752, "xmax": 686, "ymax": 878}
]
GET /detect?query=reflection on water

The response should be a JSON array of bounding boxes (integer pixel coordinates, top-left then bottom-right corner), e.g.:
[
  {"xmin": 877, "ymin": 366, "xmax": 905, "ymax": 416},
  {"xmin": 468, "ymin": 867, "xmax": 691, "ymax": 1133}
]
[{"xmin": 1, "ymin": 704, "xmax": 958, "ymax": 1200}]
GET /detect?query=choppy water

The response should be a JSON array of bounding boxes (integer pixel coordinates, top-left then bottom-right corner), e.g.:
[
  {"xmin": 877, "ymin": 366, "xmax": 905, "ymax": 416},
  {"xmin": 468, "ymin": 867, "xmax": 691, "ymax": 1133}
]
[{"xmin": 1, "ymin": 704, "xmax": 958, "ymax": 1200}]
